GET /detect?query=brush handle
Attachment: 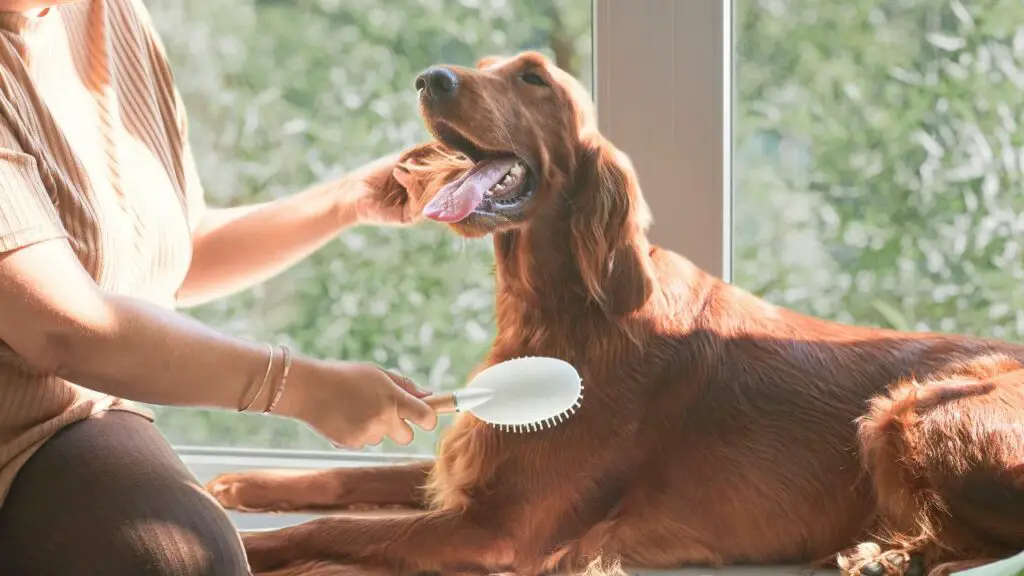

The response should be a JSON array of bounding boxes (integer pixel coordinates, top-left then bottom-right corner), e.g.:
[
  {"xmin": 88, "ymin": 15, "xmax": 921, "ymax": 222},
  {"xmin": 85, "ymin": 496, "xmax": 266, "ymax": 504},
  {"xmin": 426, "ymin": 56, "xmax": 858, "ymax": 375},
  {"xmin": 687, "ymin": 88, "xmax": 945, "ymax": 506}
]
[
  {"xmin": 423, "ymin": 388, "xmax": 494, "ymax": 415},
  {"xmin": 424, "ymin": 393, "xmax": 458, "ymax": 414}
]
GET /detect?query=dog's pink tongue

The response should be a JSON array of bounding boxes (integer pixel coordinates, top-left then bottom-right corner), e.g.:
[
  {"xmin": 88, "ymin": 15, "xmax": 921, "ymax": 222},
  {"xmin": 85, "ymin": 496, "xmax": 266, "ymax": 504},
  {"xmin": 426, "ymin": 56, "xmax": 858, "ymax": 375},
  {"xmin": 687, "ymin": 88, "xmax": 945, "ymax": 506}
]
[{"xmin": 423, "ymin": 157, "xmax": 518, "ymax": 222}]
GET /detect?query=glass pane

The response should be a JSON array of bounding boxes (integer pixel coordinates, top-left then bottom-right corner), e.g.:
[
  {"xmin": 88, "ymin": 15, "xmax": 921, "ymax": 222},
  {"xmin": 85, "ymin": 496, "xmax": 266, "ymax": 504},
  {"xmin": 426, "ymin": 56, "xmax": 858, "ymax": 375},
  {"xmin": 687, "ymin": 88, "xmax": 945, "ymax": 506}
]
[
  {"xmin": 734, "ymin": 1, "xmax": 1024, "ymax": 337},
  {"xmin": 145, "ymin": 0, "xmax": 594, "ymax": 454}
]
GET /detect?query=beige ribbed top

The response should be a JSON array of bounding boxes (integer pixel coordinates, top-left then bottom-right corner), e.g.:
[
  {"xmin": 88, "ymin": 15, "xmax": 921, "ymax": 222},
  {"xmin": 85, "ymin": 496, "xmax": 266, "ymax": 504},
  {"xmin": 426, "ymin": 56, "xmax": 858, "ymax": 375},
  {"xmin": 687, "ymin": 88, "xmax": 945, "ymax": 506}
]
[{"xmin": 0, "ymin": 0, "xmax": 205, "ymax": 507}]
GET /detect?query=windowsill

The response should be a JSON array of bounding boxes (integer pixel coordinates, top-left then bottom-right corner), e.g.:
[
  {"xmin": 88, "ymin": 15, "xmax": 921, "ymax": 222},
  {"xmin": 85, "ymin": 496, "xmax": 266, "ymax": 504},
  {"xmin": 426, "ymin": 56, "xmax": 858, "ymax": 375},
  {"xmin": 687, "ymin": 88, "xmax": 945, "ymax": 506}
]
[{"xmin": 177, "ymin": 445, "xmax": 836, "ymax": 575}]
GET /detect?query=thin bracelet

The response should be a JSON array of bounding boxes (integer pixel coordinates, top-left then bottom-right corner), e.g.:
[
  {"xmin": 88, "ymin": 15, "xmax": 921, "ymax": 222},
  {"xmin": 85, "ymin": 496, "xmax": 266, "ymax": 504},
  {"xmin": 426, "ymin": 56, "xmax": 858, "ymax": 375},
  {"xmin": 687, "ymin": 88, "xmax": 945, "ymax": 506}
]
[
  {"xmin": 263, "ymin": 344, "xmax": 292, "ymax": 414},
  {"xmin": 239, "ymin": 343, "xmax": 275, "ymax": 412}
]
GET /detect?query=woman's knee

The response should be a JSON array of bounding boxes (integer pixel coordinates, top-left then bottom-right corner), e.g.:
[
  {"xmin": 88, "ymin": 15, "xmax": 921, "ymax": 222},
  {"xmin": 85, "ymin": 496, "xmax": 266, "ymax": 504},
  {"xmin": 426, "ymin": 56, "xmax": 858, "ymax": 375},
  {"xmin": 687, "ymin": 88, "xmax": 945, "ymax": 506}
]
[
  {"xmin": 0, "ymin": 412, "xmax": 250, "ymax": 575},
  {"xmin": 122, "ymin": 497, "xmax": 249, "ymax": 576}
]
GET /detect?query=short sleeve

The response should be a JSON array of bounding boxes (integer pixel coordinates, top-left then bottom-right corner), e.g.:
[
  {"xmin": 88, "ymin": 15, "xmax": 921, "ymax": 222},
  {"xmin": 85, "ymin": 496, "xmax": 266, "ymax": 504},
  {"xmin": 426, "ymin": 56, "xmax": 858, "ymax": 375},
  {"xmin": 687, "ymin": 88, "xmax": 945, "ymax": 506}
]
[{"xmin": 0, "ymin": 124, "xmax": 66, "ymax": 254}]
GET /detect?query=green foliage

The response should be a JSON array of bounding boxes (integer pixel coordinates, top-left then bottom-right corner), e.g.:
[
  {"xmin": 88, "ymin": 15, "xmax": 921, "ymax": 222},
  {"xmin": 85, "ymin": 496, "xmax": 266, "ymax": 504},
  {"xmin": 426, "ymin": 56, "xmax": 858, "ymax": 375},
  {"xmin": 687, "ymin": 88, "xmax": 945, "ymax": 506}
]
[
  {"xmin": 734, "ymin": 0, "xmax": 1024, "ymax": 340},
  {"xmin": 142, "ymin": 0, "xmax": 592, "ymax": 454},
  {"xmin": 142, "ymin": 0, "xmax": 1024, "ymax": 456}
]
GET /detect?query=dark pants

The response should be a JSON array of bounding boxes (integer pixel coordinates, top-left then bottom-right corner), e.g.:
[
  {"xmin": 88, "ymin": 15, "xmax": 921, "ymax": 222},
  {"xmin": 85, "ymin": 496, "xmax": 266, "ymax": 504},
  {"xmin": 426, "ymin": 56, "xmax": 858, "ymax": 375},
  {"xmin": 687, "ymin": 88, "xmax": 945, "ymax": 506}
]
[{"xmin": 0, "ymin": 411, "xmax": 249, "ymax": 576}]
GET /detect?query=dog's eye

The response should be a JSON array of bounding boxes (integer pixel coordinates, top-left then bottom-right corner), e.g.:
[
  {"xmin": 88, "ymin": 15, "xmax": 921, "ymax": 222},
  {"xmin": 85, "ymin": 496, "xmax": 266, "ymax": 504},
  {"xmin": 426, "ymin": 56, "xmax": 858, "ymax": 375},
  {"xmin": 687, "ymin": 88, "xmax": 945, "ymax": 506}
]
[{"xmin": 520, "ymin": 72, "xmax": 548, "ymax": 87}]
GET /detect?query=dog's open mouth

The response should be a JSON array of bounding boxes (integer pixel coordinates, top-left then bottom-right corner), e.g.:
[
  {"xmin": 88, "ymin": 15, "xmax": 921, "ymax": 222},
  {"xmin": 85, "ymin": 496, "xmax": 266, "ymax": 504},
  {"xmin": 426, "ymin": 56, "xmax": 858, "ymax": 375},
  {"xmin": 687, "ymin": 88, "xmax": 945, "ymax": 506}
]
[{"xmin": 422, "ymin": 122, "xmax": 537, "ymax": 223}]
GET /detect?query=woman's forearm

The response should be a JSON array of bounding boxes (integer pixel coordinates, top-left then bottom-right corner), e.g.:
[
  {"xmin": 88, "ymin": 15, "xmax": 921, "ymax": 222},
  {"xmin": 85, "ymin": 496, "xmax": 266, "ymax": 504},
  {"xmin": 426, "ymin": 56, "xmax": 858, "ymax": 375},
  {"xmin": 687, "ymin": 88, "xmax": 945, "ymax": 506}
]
[
  {"xmin": 55, "ymin": 292, "xmax": 282, "ymax": 411},
  {"xmin": 178, "ymin": 178, "xmax": 359, "ymax": 308},
  {"xmin": 0, "ymin": 240, "xmax": 308, "ymax": 417}
]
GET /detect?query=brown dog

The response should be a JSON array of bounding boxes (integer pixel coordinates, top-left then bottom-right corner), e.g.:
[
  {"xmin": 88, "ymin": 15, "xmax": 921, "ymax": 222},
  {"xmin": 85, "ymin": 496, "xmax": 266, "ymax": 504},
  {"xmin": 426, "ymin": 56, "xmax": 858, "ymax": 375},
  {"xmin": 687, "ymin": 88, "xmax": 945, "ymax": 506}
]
[{"xmin": 207, "ymin": 52, "xmax": 1024, "ymax": 576}]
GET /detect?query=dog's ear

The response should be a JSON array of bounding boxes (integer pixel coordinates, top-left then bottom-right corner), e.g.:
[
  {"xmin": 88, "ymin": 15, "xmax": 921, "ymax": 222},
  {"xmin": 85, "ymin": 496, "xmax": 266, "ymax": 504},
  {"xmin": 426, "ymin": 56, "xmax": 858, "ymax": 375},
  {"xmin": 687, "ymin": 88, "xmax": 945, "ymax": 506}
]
[
  {"xmin": 569, "ymin": 140, "xmax": 653, "ymax": 316},
  {"xmin": 476, "ymin": 55, "xmax": 505, "ymax": 70}
]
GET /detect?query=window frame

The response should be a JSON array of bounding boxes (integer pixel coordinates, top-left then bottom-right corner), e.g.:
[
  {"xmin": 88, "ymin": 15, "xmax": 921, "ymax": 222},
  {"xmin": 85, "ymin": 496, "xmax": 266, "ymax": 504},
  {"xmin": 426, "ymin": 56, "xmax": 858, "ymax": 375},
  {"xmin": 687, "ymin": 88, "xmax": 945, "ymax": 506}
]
[
  {"xmin": 179, "ymin": 0, "xmax": 739, "ymax": 542},
  {"xmin": 594, "ymin": 0, "xmax": 732, "ymax": 281}
]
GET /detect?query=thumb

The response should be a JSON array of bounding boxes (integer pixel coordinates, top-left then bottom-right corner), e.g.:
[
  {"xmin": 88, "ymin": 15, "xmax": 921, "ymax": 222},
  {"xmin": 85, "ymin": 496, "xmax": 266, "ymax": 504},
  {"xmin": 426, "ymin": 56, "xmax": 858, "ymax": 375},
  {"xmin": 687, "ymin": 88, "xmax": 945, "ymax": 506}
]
[{"xmin": 392, "ymin": 166, "xmax": 414, "ymax": 190}]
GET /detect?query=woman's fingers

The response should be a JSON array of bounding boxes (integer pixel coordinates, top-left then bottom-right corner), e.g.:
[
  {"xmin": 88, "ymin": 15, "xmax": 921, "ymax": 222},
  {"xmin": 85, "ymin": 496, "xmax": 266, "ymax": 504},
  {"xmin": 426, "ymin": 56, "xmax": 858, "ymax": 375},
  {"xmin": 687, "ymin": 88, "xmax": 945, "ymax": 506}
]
[
  {"xmin": 387, "ymin": 420, "xmax": 416, "ymax": 446},
  {"xmin": 377, "ymin": 368, "xmax": 439, "ymax": 433},
  {"xmin": 396, "ymin": 395, "xmax": 438, "ymax": 433},
  {"xmin": 379, "ymin": 367, "xmax": 432, "ymax": 398}
]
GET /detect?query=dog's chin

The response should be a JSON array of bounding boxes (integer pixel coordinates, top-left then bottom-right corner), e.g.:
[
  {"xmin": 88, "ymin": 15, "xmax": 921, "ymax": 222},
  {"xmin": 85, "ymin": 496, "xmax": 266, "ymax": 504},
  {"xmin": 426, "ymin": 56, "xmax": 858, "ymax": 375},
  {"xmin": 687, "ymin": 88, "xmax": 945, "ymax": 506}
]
[{"xmin": 447, "ymin": 212, "xmax": 521, "ymax": 238}]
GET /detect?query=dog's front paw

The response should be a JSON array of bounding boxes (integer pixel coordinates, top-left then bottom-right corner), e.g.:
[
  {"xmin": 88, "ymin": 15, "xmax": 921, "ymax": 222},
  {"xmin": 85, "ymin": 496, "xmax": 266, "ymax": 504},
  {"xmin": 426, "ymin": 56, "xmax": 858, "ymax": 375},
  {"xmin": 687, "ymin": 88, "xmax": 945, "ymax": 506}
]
[
  {"xmin": 205, "ymin": 471, "xmax": 292, "ymax": 513},
  {"xmin": 837, "ymin": 542, "xmax": 924, "ymax": 576}
]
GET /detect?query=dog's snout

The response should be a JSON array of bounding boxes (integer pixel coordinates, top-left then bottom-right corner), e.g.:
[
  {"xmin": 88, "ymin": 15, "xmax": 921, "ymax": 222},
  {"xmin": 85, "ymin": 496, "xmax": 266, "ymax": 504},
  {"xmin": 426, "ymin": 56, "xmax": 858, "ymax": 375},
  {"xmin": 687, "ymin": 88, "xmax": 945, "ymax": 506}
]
[{"xmin": 416, "ymin": 67, "xmax": 459, "ymax": 100}]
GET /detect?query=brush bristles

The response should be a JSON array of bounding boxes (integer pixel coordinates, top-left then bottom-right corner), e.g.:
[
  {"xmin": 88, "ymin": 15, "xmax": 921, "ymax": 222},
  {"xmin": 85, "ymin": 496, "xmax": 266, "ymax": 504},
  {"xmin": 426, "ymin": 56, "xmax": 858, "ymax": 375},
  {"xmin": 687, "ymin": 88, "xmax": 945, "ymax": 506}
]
[{"xmin": 488, "ymin": 383, "xmax": 584, "ymax": 434}]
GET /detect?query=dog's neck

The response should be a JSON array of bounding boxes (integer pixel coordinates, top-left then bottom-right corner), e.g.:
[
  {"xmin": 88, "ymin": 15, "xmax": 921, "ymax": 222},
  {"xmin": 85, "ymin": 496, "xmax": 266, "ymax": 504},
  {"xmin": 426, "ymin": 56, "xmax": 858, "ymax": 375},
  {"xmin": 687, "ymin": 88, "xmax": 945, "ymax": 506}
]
[
  {"xmin": 481, "ymin": 137, "xmax": 660, "ymax": 359},
  {"xmin": 487, "ymin": 217, "xmax": 655, "ymax": 357}
]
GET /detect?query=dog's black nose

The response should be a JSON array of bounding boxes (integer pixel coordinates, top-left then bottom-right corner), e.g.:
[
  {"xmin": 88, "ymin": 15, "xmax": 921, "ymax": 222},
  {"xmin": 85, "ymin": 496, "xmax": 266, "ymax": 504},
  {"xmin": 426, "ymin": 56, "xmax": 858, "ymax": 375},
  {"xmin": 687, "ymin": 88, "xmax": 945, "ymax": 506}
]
[{"xmin": 415, "ymin": 67, "xmax": 459, "ymax": 100}]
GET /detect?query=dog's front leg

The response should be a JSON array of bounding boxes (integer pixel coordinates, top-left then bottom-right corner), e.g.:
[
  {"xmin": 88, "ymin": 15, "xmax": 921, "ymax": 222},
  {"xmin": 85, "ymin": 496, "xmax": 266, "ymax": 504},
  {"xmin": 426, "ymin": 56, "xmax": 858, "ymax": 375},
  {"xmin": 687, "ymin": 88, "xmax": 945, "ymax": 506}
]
[
  {"xmin": 208, "ymin": 461, "xmax": 434, "ymax": 513},
  {"xmin": 241, "ymin": 508, "xmax": 516, "ymax": 575}
]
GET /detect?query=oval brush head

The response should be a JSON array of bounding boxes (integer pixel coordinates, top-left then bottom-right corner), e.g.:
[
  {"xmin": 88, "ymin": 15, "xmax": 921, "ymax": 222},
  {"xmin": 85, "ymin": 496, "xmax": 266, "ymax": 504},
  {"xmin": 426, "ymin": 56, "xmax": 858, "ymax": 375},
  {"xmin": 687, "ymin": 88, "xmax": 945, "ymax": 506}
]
[{"xmin": 426, "ymin": 356, "xmax": 583, "ymax": 433}]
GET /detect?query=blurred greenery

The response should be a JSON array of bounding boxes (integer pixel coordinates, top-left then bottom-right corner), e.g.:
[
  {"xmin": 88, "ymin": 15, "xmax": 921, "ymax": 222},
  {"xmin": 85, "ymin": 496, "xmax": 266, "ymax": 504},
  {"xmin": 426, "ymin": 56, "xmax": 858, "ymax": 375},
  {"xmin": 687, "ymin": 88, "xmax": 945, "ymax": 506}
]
[
  {"xmin": 143, "ymin": 0, "xmax": 1024, "ymax": 456},
  {"xmin": 142, "ymin": 0, "xmax": 592, "ymax": 454},
  {"xmin": 733, "ymin": 0, "xmax": 1024, "ymax": 340}
]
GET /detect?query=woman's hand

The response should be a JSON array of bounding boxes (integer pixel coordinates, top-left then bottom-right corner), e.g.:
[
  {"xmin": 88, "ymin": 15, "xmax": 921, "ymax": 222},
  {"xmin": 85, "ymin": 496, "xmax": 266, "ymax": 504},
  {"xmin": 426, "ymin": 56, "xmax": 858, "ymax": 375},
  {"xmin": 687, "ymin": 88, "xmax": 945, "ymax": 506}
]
[
  {"xmin": 337, "ymin": 142, "xmax": 472, "ymax": 226},
  {"xmin": 277, "ymin": 358, "xmax": 438, "ymax": 449},
  {"xmin": 338, "ymin": 153, "xmax": 416, "ymax": 225}
]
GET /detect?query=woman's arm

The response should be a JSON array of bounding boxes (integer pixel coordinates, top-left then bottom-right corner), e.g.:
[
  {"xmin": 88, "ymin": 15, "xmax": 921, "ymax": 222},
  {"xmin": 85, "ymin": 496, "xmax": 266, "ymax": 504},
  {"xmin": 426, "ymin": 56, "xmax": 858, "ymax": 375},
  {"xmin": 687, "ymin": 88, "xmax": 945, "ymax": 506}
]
[
  {"xmin": 1, "ymin": 238, "xmax": 285, "ymax": 412},
  {"xmin": 0, "ymin": 237, "xmax": 437, "ymax": 446},
  {"xmin": 178, "ymin": 155, "xmax": 411, "ymax": 308},
  {"xmin": 178, "ymin": 179, "xmax": 351, "ymax": 308}
]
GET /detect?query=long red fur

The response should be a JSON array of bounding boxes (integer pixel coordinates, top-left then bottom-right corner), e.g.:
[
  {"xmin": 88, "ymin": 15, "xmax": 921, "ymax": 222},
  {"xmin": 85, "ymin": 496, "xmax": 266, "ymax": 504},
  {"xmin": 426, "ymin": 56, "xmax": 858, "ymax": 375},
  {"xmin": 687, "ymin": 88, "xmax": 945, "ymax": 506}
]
[{"xmin": 207, "ymin": 52, "xmax": 1024, "ymax": 576}]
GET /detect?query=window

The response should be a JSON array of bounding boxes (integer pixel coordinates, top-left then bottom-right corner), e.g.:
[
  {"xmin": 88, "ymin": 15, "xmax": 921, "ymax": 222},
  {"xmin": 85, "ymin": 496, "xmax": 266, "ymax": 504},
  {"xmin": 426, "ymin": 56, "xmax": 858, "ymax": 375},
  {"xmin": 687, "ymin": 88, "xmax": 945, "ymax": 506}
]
[
  {"xmin": 601, "ymin": 0, "xmax": 1024, "ymax": 344},
  {"xmin": 734, "ymin": 0, "xmax": 1024, "ymax": 338},
  {"xmin": 144, "ymin": 0, "xmax": 593, "ymax": 457}
]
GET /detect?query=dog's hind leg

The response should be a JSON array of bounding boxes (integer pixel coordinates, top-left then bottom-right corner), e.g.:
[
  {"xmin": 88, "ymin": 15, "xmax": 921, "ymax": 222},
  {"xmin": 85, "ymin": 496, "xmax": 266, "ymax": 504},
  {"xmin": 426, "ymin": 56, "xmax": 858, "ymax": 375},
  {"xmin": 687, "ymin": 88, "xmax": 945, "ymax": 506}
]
[
  {"xmin": 838, "ymin": 370, "xmax": 1024, "ymax": 576},
  {"xmin": 206, "ymin": 461, "xmax": 434, "ymax": 513}
]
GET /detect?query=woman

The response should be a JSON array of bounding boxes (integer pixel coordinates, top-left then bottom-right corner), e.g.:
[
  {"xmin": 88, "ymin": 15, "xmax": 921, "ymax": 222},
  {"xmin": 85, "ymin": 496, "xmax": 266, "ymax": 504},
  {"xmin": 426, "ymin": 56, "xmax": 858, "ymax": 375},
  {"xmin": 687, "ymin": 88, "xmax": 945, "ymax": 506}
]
[{"xmin": 0, "ymin": 0, "xmax": 440, "ymax": 573}]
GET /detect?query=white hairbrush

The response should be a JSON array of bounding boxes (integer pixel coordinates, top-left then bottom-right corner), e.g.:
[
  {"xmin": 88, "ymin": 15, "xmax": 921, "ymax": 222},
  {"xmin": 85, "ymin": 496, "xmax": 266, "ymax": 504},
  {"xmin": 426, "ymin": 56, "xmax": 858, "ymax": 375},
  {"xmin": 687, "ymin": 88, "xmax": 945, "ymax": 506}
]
[{"xmin": 425, "ymin": 356, "xmax": 583, "ymax": 433}]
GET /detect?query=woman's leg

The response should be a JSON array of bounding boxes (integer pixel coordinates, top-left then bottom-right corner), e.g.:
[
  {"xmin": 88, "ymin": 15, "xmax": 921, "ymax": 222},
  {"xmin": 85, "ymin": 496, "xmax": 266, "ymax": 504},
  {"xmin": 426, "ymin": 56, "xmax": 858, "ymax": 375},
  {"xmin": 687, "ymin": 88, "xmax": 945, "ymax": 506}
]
[{"xmin": 0, "ymin": 410, "xmax": 249, "ymax": 576}]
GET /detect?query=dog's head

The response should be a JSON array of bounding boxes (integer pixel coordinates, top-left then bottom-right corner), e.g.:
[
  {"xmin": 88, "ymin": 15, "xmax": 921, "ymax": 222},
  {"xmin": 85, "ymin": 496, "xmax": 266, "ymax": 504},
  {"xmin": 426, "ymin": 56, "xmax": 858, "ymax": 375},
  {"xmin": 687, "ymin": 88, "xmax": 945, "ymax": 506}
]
[
  {"xmin": 411, "ymin": 51, "xmax": 609, "ymax": 233},
  {"xmin": 401, "ymin": 51, "xmax": 652, "ymax": 315}
]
